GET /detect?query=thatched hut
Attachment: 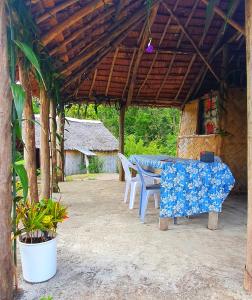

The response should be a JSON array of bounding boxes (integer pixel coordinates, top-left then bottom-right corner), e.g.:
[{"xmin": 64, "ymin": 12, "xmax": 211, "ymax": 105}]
[{"xmin": 34, "ymin": 116, "xmax": 119, "ymax": 175}]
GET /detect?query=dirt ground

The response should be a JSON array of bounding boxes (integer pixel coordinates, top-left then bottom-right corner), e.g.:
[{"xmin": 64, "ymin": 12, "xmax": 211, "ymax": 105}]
[{"xmin": 17, "ymin": 174, "xmax": 251, "ymax": 300}]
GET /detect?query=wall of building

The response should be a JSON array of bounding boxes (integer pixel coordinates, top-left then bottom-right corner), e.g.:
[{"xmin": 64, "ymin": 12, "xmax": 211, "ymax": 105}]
[
  {"xmin": 95, "ymin": 151, "xmax": 118, "ymax": 173},
  {"xmin": 64, "ymin": 150, "xmax": 83, "ymax": 176},
  {"xmin": 177, "ymin": 88, "xmax": 247, "ymax": 192}
]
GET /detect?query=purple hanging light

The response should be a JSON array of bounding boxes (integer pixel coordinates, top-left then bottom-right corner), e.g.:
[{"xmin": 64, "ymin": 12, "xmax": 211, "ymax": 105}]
[{"xmin": 146, "ymin": 37, "xmax": 154, "ymax": 53}]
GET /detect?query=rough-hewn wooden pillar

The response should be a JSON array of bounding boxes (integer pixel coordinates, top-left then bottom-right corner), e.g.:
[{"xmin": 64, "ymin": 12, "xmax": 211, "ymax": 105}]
[
  {"xmin": 0, "ymin": 3, "xmax": 13, "ymax": 299},
  {"xmin": 57, "ymin": 109, "xmax": 65, "ymax": 182},
  {"xmin": 50, "ymin": 99, "xmax": 59, "ymax": 192},
  {"xmin": 119, "ymin": 103, "xmax": 125, "ymax": 181},
  {"xmin": 19, "ymin": 62, "xmax": 38, "ymax": 202},
  {"xmin": 40, "ymin": 86, "xmax": 50, "ymax": 199},
  {"xmin": 245, "ymin": 0, "xmax": 252, "ymax": 293}
]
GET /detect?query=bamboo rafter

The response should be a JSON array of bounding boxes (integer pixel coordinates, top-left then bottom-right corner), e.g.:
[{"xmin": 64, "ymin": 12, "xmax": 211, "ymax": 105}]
[
  {"xmin": 126, "ymin": 3, "xmax": 159, "ymax": 106},
  {"xmin": 60, "ymin": 2, "xmax": 158, "ymax": 76},
  {"xmin": 200, "ymin": 0, "xmax": 245, "ymax": 36},
  {"xmin": 162, "ymin": 0, "xmax": 220, "ymax": 83},
  {"xmin": 41, "ymin": 0, "xmax": 113, "ymax": 45},
  {"xmin": 175, "ymin": 54, "xmax": 197, "ymax": 100},
  {"xmin": 49, "ymin": 8, "xmax": 114, "ymax": 56},
  {"xmin": 36, "ymin": 0, "xmax": 80, "ymax": 24},
  {"xmin": 105, "ymin": 48, "xmax": 119, "ymax": 96},
  {"xmin": 183, "ymin": 0, "xmax": 241, "ymax": 106}
]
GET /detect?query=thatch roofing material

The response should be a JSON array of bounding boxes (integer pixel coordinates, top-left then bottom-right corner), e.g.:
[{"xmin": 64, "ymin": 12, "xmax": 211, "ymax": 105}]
[
  {"xmin": 27, "ymin": 0, "xmax": 245, "ymax": 108},
  {"xmin": 34, "ymin": 116, "xmax": 119, "ymax": 152}
]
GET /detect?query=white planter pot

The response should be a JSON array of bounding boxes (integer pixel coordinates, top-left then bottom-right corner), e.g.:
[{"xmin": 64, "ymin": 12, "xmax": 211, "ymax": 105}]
[{"xmin": 18, "ymin": 234, "xmax": 57, "ymax": 283}]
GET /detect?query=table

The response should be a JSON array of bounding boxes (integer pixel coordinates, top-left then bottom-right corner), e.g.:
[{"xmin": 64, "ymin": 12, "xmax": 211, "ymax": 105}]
[{"xmin": 129, "ymin": 155, "xmax": 235, "ymax": 230}]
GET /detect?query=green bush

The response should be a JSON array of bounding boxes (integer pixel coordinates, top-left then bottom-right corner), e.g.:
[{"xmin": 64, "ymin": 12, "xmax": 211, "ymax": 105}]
[{"xmin": 89, "ymin": 156, "xmax": 104, "ymax": 173}]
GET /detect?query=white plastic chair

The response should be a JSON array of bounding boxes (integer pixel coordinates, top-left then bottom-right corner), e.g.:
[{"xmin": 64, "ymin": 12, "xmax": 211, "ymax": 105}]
[{"xmin": 118, "ymin": 153, "xmax": 140, "ymax": 209}]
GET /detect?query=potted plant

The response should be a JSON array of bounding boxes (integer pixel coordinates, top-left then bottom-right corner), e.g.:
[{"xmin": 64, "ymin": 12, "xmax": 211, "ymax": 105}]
[{"xmin": 15, "ymin": 198, "xmax": 68, "ymax": 283}]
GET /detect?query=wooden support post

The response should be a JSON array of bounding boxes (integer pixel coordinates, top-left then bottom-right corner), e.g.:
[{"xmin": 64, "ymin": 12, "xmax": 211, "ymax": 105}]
[
  {"xmin": 57, "ymin": 108, "xmax": 65, "ymax": 182},
  {"xmin": 50, "ymin": 99, "xmax": 59, "ymax": 193},
  {"xmin": 0, "ymin": 2, "xmax": 13, "ymax": 298},
  {"xmin": 40, "ymin": 86, "xmax": 50, "ymax": 199},
  {"xmin": 119, "ymin": 103, "xmax": 125, "ymax": 181},
  {"xmin": 19, "ymin": 62, "xmax": 39, "ymax": 202},
  {"xmin": 245, "ymin": 0, "xmax": 252, "ymax": 292},
  {"xmin": 159, "ymin": 218, "xmax": 169, "ymax": 231},
  {"xmin": 207, "ymin": 212, "xmax": 218, "ymax": 230}
]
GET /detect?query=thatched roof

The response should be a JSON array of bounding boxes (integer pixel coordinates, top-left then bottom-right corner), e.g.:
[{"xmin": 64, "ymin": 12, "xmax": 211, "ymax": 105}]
[
  {"xmin": 34, "ymin": 116, "xmax": 118, "ymax": 152},
  {"xmin": 27, "ymin": 0, "xmax": 245, "ymax": 108}
]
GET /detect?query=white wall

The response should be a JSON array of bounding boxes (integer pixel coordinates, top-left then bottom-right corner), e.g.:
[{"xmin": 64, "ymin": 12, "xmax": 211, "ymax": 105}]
[
  {"xmin": 95, "ymin": 151, "xmax": 118, "ymax": 173},
  {"xmin": 64, "ymin": 150, "xmax": 83, "ymax": 176}
]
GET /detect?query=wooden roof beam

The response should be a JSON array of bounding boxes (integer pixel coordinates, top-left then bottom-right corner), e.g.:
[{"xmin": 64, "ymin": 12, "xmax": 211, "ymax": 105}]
[
  {"xmin": 155, "ymin": 0, "xmax": 198, "ymax": 100},
  {"xmin": 126, "ymin": 3, "xmax": 159, "ymax": 106},
  {"xmin": 41, "ymin": 0, "xmax": 112, "ymax": 46},
  {"xmin": 105, "ymin": 48, "xmax": 119, "ymax": 96},
  {"xmin": 60, "ymin": 2, "xmax": 158, "ymax": 76},
  {"xmin": 49, "ymin": 8, "xmax": 114, "ymax": 56},
  {"xmin": 89, "ymin": 69, "xmax": 98, "ymax": 98},
  {"xmin": 62, "ymin": 10, "xmax": 145, "ymax": 90},
  {"xmin": 36, "ymin": 0, "xmax": 80, "ymax": 24},
  {"xmin": 182, "ymin": 0, "xmax": 241, "ymax": 107},
  {"xmin": 175, "ymin": 54, "xmax": 197, "ymax": 100},
  {"xmin": 155, "ymin": 54, "xmax": 176, "ymax": 100},
  {"xmin": 122, "ymin": 49, "xmax": 137, "ymax": 100},
  {"xmin": 162, "ymin": 1, "xmax": 220, "ymax": 83},
  {"xmin": 200, "ymin": 0, "xmax": 245, "ymax": 36}
]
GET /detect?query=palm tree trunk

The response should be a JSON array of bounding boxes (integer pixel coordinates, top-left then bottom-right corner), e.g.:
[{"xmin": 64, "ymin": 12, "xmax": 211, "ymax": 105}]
[
  {"xmin": 50, "ymin": 99, "xmax": 59, "ymax": 192},
  {"xmin": 40, "ymin": 86, "xmax": 50, "ymax": 199},
  {"xmin": 0, "ymin": 2, "xmax": 13, "ymax": 298},
  {"xmin": 19, "ymin": 61, "xmax": 39, "ymax": 202},
  {"xmin": 57, "ymin": 109, "xmax": 65, "ymax": 182}
]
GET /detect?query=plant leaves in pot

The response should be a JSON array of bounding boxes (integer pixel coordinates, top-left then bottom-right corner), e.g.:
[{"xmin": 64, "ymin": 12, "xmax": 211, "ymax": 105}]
[{"xmin": 15, "ymin": 198, "xmax": 68, "ymax": 283}]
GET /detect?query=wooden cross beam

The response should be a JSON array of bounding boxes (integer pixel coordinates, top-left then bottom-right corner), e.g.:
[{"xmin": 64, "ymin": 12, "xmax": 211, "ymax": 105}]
[
  {"xmin": 61, "ymin": 2, "xmax": 156, "ymax": 90},
  {"xmin": 49, "ymin": 8, "xmax": 114, "ymax": 56},
  {"xmin": 60, "ymin": 2, "xmax": 157, "ymax": 76},
  {"xmin": 155, "ymin": 54, "xmax": 176, "ymax": 100},
  {"xmin": 200, "ymin": 0, "xmax": 245, "ymax": 36},
  {"xmin": 126, "ymin": 3, "xmax": 159, "ymax": 106},
  {"xmin": 175, "ymin": 54, "xmax": 197, "ymax": 100},
  {"xmin": 182, "ymin": 0, "xmax": 241, "ymax": 106},
  {"xmin": 89, "ymin": 69, "xmax": 98, "ymax": 98},
  {"xmin": 41, "ymin": 0, "xmax": 113, "ymax": 45},
  {"xmin": 122, "ymin": 49, "xmax": 137, "ymax": 100},
  {"xmin": 105, "ymin": 48, "xmax": 119, "ymax": 96},
  {"xmin": 155, "ymin": 0, "xmax": 199, "ymax": 100},
  {"xmin": 162, "ymin": 1, "xmax": 220, "ymax": 83},
  {"xmin": 36, "ymin": 0, "xmax": 80, "ymax": 24}
]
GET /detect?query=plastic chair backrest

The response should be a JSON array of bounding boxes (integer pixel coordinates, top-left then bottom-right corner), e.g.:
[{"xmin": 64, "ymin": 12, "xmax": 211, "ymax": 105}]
[{"xmin": 118, "ymin": 153, "xmax": 135, "ymax": 181}]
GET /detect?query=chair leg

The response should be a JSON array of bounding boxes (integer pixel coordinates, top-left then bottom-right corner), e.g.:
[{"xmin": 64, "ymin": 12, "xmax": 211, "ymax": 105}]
[
  {"xmin": 154, "ymin": 192, "xmax": 160, "ymax": 209},
  {"xmin": 124, "ymin": 181, "xmax": 130, "ymax": 203},
  {"xmin": 140, "ymin": 190, "xmax": 150, "ymax": 222},
  {"xmin": 129, "ymin": 181, "xmax": 138, "ymax": 209}
]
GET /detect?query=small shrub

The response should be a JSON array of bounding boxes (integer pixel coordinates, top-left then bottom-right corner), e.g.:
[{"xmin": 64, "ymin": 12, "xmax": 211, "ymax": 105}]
[{"xmin": 89, "ymin": 156, "xmax": 103, "ymax": 173}]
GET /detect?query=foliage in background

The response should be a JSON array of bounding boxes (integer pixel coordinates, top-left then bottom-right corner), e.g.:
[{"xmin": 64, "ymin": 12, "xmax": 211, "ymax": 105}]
[
  {"xmin": 66, "ymin": 104, "xmax": 181, "ymax": 157},
  {"xmin": 88, "ymin": 156, "xmax": 104, "ymax": 174}
]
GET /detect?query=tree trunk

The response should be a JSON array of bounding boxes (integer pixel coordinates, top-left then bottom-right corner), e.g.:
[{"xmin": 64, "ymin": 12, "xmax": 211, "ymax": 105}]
[
  {"xmin": 245, "ymin": 0, "xmax": 252, "ymax": 293},
  {"xmin": 40, "ymin": 86, "xmax": 50, "ymax": 199},
  {"xmin": 50, "ymin": 99, "xmax": 59, "ymax": 192},
  {"xmin": 119, "ymin": 103, "xmax": 125, "ymax": 181},
  {"xmin": 19, "ymin": 61, "xmax": 39, "ymax": 202},
  {"xmin": 0, "ymin": 2, "xmax": 14, "ymax": 299},
  {"xmin": 57, "ymin": 109, "xmax": 65, "ymax": 182}
]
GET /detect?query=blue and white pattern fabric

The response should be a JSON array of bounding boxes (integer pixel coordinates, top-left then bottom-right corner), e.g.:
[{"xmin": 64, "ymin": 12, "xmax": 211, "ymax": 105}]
[
  {"xmin": 129, "ymin": 155, "xmax": 234, "ymax": 218},
  {"xmin": 160, "ymin": 161, "xmax": 235, "ymax": 218}
]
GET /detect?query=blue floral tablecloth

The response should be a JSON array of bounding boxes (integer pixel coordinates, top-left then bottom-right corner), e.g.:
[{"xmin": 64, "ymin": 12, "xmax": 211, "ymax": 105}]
[{"xmin": 129, "ymin": 155, "xmax": 235, "ymax": 218}]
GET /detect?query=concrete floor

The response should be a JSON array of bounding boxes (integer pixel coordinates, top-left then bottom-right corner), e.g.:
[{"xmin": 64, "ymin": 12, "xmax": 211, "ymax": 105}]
[{"xmin": 18, "ymin": 174, "xmax": 251, "ymax": 299}]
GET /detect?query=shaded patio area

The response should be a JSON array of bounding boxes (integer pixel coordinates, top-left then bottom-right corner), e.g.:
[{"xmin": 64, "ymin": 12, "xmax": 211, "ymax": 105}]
[{"xmin": 18, "ymin": 175, "xmax": 249, "ymax": 299}]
